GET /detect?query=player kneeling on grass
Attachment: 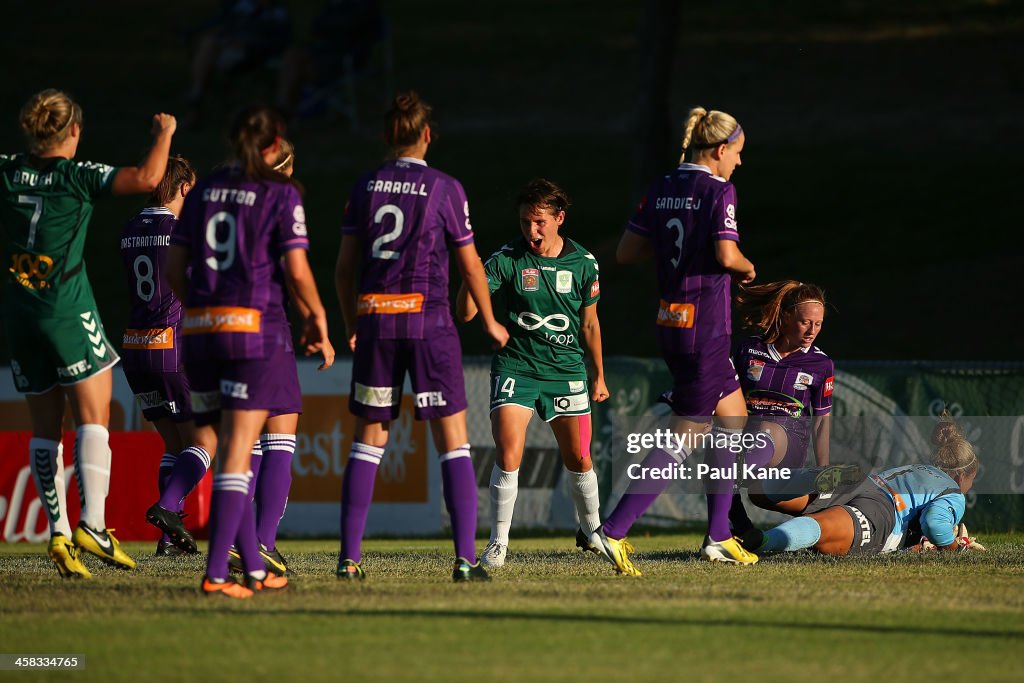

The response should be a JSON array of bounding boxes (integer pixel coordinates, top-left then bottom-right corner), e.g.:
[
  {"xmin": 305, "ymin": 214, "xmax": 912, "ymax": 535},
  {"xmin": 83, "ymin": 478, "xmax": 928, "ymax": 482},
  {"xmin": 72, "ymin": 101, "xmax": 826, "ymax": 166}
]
[
  {"xmin": 457, "ymin": 179, "xmax": 610, "ymax": 569},
  {"xmin": 742, "ymin": 413, "xmax": 983, "ymax": 555}
]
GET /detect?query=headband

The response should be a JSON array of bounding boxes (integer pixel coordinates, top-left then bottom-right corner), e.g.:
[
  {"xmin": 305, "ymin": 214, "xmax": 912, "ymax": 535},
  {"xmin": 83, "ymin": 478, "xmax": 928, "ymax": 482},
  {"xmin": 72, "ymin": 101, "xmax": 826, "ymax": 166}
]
[
  {"xmin": 272, "ymin": 153, "xmax": 294, "ymax": 172},
  {"xmin": 789, "ymin": 299, "xmax": 824, "ymax": 308},
  {"xmin": 692, "ymin": 124, "xmax": 743, "ymax": 150}
]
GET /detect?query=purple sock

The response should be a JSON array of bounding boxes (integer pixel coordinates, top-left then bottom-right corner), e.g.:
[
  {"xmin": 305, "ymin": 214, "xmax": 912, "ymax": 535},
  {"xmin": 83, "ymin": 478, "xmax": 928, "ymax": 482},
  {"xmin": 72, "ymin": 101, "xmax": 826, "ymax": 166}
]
[
  {"xmin": 206, "ymin": 473, "xmax": 250, "ymax": 580},
  {"xmin": 339, "ymin": 442, "xmax": 383, "ymax": 563},
  {"xmin": 159, "ymin": 446, "xmax": 211, "ymax": 512},
  {"xmin": 440, "ymin": 445, "xmax": 478, "ymax": 563},
  {"xmin": 603, "ymin": 448, "xmax": 679, "ymax": 540},
  {"xmin": 256, "ymin": 433, "xmax": 295, "ymax": 550},
  {"xmin": 235, "ymin": 471, "xmax": 263, "ymax": 575},
  {"xmin": 706, "ymin": 427, "xmax": 741, "ymax": 542}
]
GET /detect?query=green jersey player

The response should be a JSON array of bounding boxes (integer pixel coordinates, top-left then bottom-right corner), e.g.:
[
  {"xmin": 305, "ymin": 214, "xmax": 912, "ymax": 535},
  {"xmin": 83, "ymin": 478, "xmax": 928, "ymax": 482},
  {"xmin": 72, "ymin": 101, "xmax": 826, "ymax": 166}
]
[
  {"xmin": 1, "ymin": 89, "xmax": 176, "ymax": 578},
  {"xmin": 458, "ymin": 178, "xmax": 609, "ymax": 568}
]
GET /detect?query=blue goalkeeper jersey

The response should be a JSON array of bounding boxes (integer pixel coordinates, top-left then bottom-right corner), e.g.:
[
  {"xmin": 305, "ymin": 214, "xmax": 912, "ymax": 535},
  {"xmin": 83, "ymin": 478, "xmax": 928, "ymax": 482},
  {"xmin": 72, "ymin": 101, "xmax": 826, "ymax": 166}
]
[{"xmin": 869, "ymin": 464, "xmax": 965, "ymax": 550}]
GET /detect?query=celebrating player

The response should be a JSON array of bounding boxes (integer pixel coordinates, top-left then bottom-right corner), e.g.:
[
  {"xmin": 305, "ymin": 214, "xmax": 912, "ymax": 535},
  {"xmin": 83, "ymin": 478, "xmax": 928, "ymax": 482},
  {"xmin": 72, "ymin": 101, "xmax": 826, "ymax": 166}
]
[
  {"xmin": 744, "ymin": 415, "xmax": 980, "ymax": 555},
  {"xmin": 456, "ymin": 179, "xmax": 609, "ymax": 568},
  {"xmin": 1, "ymin": 89, "xmax": 176, "ymax": 578},
  {"xmin": 167, "ymin": 107, "xmax": 334, "ymax": 599},
  {"xmin": 118, "ymin": 155, "xmax": 217, "ymax": 557},
  {"xmin": 726, "ymin": 280, "xmax": 843, "ymax": 537},
  {"xmin": 593, "ymin": 106, "xmax": 758, "ymax": 575},
  {"xmin": 334, "ymin": 91, "xmax": 508, "ymax": 582}
]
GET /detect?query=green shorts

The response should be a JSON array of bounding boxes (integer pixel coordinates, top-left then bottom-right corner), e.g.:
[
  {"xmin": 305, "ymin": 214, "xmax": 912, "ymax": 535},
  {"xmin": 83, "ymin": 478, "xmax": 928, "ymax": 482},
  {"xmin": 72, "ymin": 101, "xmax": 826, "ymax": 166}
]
[
  {"xmin": 489, "ymin": 371, "xmax": 590, "ymax": 422},
  {"xmin": 6, "ymin": 304, "xmax": 120, "ymax": 394}
]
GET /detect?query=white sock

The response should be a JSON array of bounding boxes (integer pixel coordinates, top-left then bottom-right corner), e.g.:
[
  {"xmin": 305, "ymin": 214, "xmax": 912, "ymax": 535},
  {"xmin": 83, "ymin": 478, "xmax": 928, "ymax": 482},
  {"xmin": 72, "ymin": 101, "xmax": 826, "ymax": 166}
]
[
  {"xmin": 489, "ymin": 465, "xmax": 519, "ymax": 545},
  {"xmin": 30, "ymin": 438, "xmax": 73, "ymax": 538},
  {"xmin": 75, "ymin": 424, "xmax": 111, "ymax": 530},
  {"xmin": 567, "ymin": 468, "xmax": 601, "ymax": 536}
]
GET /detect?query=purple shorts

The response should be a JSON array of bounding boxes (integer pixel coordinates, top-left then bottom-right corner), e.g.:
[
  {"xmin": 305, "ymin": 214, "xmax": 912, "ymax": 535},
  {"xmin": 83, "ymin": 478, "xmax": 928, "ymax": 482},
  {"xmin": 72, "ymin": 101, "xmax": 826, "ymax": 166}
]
[
  {"xmin": 187, "ymin": 345, "xmax": 301, "ymax": 426},
  {"xmin": 660, "ymin": 336, "xmax": 741, "ymax": 417},
  {"xmin": 350, "ymin": 324, "xmax": 467, "ymax": 422},
  {"xmin": 124, "ymin": 368, "xmax": 192, "ymax": 423}
]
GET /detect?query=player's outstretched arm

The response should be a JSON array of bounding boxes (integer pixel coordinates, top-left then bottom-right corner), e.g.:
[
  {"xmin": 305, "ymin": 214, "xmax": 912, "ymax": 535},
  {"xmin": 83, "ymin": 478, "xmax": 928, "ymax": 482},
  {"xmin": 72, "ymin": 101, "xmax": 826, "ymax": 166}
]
[
  {"xmin": 334, "ymin": 235, "xmax": 360, "ymax": 352},
  {"xmin": 112, "ymin": 114, "xmax": 176, "ymax": 195},
  {"xmin": 616, "ymin": 230, "xmax": 653, "ymax": 264},
  {"xmin": 165, "ymin": 244, "xmax": 190, "ymax": 303},
  {"xmin": 454, "ymin": 243, "xmax": 508, "ymax": 349},
  {"xmin": 580, "ymin": 302, "xmax": 609, "ymax": 403},
  {"xmin": 812, "ymin": 414, "xmax": 831, "ymax": 466},
  {"xmin": 284, "ymin": 249, "xmax": 335, "ymax": 370},
  {"xmin": 715, "ymin": 239, "xmax": 756, "ymax": 283},
  {"xmin": 455, "ymin": 281, "xmax": 478, "ymax": 323}
]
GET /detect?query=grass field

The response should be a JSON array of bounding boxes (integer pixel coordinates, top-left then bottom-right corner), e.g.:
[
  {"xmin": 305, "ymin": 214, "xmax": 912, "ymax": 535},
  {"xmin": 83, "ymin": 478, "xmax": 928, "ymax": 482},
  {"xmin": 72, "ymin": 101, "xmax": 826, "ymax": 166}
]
[{"xmin": 2, "ymin": 533, "xmax": 1023, "ymax": 682}]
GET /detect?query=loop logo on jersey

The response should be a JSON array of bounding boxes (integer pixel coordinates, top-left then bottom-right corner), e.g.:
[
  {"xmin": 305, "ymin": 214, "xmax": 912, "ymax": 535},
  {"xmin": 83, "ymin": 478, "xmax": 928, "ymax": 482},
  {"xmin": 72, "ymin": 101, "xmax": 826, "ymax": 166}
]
[
  {"xmin": 9, "ymin": 252, "xmax": 54, "ymax": 291},
  {"xmin": 747, "ymin": 359, "xmax": 764, "ymax": 382},
  {"xmin": 183, "ymin": 306, "xmax": 261, "ymax": 334},
  {"xmin": 516, "ymin": 312, "xmax": 574, "ymax": 346},
  {"xmin": 656, "ymin": 300, "xmax": 695, "ymax": 329},
  {"xmin": 521, "ymin": 268, "xmax": 539, "ymax": 292},
  {"xmin": 357, "ymin": 293, "xmax": 424, "ymax": 315},
  {"xmin": 122, "ymin": 327, "xmax": 174, "ymax": 350}
]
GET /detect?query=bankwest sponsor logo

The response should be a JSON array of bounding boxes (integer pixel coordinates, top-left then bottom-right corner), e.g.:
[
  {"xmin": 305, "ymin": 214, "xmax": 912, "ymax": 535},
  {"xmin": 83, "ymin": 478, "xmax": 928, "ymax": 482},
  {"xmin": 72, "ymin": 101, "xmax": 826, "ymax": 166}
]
[
  {"xmin": 292, "ymin": 395, "xmax": 428, "ymax": 503},
  {"xmin": 357, "ymin": 293, "xmax": 424, "ymax": 315},
  {"xmin": 183, "ymin": 306, "xmax": 260, "ymax": 334},
  {"xmin": 655, "ymin": 300, "xmax": 695, "ymax": 329},
  {"xmin": 123, "ymin": 327, "xmax": 174, "ymax": 350}
]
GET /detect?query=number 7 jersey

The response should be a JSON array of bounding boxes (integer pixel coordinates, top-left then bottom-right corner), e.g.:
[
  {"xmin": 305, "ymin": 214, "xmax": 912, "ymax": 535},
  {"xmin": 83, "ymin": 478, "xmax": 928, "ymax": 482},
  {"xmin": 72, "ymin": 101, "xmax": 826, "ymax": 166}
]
[
  {"xmin": 341, "ymin": 157, "xmax": 474, "ymax": 340},
  {"xmin": 627, "ymin": 163, "xmax": 740, "ymax": 354}
]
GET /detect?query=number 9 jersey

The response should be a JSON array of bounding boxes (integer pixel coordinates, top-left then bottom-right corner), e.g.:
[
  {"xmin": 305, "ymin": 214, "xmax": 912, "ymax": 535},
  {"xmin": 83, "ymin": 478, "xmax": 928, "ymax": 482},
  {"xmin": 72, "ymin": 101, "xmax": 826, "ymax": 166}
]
[
  {"xmin": 627, "ymin": 162, "xmax": 740, "ymax": 355},
  {"xmin": 170, "ymin": 168, "xmax": 309, "ymax": 360},
  {"xmin": 341, "ymin": 157, "xmax": 474, "ymax": 340}
]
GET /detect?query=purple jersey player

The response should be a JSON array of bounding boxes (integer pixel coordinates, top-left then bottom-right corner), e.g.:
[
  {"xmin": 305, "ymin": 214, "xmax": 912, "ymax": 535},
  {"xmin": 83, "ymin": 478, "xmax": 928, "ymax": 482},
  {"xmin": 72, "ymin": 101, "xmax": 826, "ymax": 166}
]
[
  {"xmin": 726, "ymin": 280, "xmax": 840, "ymax": 538},
  {"xmin": 592, "ymin": 106, "xmax": 759, "ymax": 575},
  {"xmin": 334, "ymin": 91, "xmax": 508, "ymax": 582},
  {"xmin": 167, "ymin": 107, "xmax": 334, "ymax": 599},
  {"xmin": 119, "ymin": 155, "xmax": 220, "ymax": 558}
]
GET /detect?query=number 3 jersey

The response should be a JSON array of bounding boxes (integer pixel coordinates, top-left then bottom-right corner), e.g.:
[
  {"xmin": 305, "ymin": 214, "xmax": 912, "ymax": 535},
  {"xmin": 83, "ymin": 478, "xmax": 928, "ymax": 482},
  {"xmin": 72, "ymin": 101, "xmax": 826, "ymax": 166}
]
[
  {"xmin": 484, "ymin": 237, "xmax": 600, "ymax": 382},
  {"xmin": 341, "ymin": 157, "xmax": 474, "ymax": 340},
  {"xmin": 627, "ymin": 163, "xmax": 740, "ymax": 355},
  {"xmin": 734, "ymin": 335, "xmax": 834, "ymax": 443},
  {"xmin": 170, "ymin": 168, "xmax": 309, "ymax": 360},
  {"xmin": 119, "ymin": 207, "xmax": 184, "ymax": 372},
  {"xmin": 0, "ymin": 154, "xmax": 116, "ymax": 315}
]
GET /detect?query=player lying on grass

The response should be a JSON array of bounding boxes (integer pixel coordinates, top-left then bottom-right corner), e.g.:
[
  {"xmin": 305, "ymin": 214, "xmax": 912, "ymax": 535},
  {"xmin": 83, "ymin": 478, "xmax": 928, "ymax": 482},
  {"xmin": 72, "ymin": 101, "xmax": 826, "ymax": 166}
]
[
  {"xmin": 742, "ymin": 413, "xmax": 982, "ymax": 555},
  {"xmin": 456, "ymin": 179, "xmax": 610, "ymax": 569}
]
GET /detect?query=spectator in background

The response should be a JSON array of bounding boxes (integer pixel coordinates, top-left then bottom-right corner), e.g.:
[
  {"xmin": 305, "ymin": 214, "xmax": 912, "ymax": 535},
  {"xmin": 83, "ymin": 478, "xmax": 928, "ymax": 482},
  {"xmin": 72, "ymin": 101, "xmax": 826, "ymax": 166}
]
[
  {"xmin": 275, "ymin": 0, "xmax": 385, "ymax": 121},
  {"xmin": 185, "ymin": 1, "xmax": 292, "ymax": 126}
]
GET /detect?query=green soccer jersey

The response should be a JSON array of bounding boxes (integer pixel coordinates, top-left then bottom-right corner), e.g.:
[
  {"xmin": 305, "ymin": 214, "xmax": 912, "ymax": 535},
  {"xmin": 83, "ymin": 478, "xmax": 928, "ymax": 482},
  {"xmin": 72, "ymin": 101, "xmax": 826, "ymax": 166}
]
[
  {"xmin": 0, "ymin": 154, "xmax": 117, "ymax": 315},
  {"xmin": 485, "ymin": 237, "xmax": 601, "ymax": 381}
]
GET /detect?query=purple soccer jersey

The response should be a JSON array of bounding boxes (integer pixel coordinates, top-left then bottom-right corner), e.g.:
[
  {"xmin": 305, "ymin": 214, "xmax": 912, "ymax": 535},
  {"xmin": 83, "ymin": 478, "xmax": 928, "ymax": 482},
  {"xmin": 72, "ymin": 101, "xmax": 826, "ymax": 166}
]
[
  {"xmin": 119, "ymin": 207, "xmax": 183, "ymax": 373},
  {"xmin": 735, "ymin": 335, "xmax": 834, "ymax": 442},
  {"xmin": 171, "ymin": 168, "xmax": 309, "ymax": 360},
  {"xmin": 341, "ymin": 157, "xmax": 474, "ymax": 340},
  {"xmin": 628, "ymin": 163, "xmax": 740, "ymax": 355}
]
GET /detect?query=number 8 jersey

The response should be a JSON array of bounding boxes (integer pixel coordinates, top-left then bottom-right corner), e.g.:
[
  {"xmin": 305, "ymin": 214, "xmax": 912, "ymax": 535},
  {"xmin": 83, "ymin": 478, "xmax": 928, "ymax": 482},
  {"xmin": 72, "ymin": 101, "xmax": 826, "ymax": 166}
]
[
  {"xmin": 171, "ymin": 167, "xmax": 309, "ymax": 360},
  {"xmin": 341, "ymin": 157, "xmax": 474, "ymax": 340},
  {"xmin": 627, "ymin": 163, "xmax": 740, "ymax": 354}
]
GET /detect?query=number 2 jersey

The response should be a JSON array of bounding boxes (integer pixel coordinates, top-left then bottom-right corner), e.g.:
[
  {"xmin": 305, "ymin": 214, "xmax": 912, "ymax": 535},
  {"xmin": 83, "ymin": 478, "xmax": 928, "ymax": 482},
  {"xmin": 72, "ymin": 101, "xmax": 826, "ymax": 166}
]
[
  {"xmin": 341, "ymin": 157, "xmax": 474, "ymax": 340},
  {"xmin": 627, "ymin": 163, "xmax": 740, "ymax": 355},
  {"xmin": 484, "ymin": 237, "xmax": 600, "ymax": 382},
  {"xmin": 119, "ymin": 207, "xmax": 183, "ymax": 373},
  {"xmin": 735, "ymin": 335, "xmax": 834, "ymax": 444},
  {"xmin": 170, "ymin": 167, "xmax": 309, "ymax": 360},
  {"xmin": 0, "ymin": 154, "xmax": 117, "ymax": 315},
  {"xmin": 869, "ymin": 464, "xmax": 966, "ymax": 550}
]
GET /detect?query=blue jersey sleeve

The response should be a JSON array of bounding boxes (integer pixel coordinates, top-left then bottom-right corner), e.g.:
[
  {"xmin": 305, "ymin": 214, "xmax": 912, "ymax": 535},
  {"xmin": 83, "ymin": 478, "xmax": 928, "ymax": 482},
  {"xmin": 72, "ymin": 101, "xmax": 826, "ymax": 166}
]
[{"xmin": 920, "ymin": 495, "xmax": 966, "ymax": 547}]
